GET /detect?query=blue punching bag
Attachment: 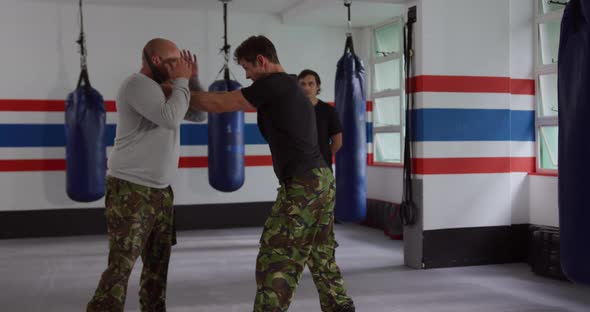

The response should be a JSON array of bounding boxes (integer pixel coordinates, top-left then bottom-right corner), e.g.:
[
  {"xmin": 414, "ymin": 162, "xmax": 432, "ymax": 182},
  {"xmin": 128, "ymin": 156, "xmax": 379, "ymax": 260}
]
[
  {"xmin": 208, "ymin": 77, "xmax": 245, "ymax": 192},
  {"xmin": 335, "ymin": 35, "xmax": 367, "ymax": 222},
  {"xmin": 65, "ymin": 69, "xmax": 106, "ymax": 202},
  {"xmin": 557, "ymin": 0, "xmax": 590, "ymax": 285}
]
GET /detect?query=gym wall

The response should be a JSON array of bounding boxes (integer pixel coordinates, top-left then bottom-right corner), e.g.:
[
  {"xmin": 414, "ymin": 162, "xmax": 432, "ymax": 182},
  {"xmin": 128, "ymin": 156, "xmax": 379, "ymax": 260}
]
[
  {"xmin": 0, "ymin": 0, "xmax": 351, "ymax": 236},
  {"xmin": 398, "ymin": 0, "xmax": 560, "ymax": 268}
]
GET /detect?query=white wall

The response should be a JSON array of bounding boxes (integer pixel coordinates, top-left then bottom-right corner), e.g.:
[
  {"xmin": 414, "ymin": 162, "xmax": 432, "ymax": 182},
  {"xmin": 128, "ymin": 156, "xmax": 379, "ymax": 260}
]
[
  {"xmin": 367, "ymin": 167, "xmax": 404, "ymax": 203},
  {"xmin": 418, "ymin": 0, "xmax": 513, "ymax": 230},
  {"xmin": 415, "ymin": 0, "xmax": 554, "ymax": 230},
  {"xmin": 529, "ymin": 175, "xmax": 558, "ymax": 227},
  {"xmin": 510, "ymin": 0, "xmax": 535, "ymax": 80},
  {"xmin": 510, "ymin": 0, "xmax": 536, "ymax": 226},
  {"xmin": 421, "ymin": 0, "xmax": 510, "ymax": 77},
  {"xmin": 1, "ymin": 1, "xmax": 348, "ymax": 100},
  {"xmin": 511, "ymin": 173, "xmax": 530, "ymax": 225},
  {"xmin": 0, "ymin": 0, "xmax": 350, "ymax": 211}
]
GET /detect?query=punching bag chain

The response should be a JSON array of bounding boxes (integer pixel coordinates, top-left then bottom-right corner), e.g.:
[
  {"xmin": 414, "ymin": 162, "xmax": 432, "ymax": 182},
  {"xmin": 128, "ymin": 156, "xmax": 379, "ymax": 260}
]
[
  {"xmin": 76, "ymin": 0, "xmax": 87, "ymax": 71},
  {"xmin": 75, "ymin": 0, "xmax": 91, "ymax": 88},
  {"xmin": 220, "ymin": 0, "xmax": 232, "ymax": 82},
  {"xmin": 343, "ymin": 0, "xmax": 355, "ymax": 54},
  {"xmin": 344, "ymin": 0, "xmax": 352, "ymax": 36}
]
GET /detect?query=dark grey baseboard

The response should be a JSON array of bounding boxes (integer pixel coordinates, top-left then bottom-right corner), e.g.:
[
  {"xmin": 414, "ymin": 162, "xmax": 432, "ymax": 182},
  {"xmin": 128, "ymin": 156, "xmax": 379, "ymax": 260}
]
[
  {"xmin": 422, "ymin": 224, "xmax": 530, "ymax": 269},
  {"xmin": 0, "ymin": 202, "xmax": 273, "ymax": 239}
]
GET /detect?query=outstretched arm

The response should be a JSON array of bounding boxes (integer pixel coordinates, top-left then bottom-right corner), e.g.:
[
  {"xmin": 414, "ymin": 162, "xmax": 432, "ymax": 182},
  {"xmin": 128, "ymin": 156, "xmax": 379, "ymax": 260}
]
[{"xmin": 190, "ymin": 90, "xmax": 256, "ymax": 113}]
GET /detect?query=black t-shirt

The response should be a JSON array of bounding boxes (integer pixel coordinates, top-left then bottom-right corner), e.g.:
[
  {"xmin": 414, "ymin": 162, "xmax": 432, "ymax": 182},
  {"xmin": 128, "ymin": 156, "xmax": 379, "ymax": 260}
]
[
  {"xmin": 241, "ymin": 72, "xmax": 326, "ymax": 181},
  {"xmin": 314, "ymin": 100, "xmax": 343, "ymax": 167}
]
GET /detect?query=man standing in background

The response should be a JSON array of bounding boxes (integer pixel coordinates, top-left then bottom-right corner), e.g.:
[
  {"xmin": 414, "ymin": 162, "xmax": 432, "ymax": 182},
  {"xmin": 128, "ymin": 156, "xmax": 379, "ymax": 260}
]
[{"xmin": 298, "ymin": 69, "xmax": 343, "ymax": 171}]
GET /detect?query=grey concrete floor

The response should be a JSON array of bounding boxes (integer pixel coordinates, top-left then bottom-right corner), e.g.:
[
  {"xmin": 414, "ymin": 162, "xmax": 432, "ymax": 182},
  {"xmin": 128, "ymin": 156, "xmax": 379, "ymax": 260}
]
[{"xmin": 0, "ymin": 225, "xmax": 588, "ymax": 312}]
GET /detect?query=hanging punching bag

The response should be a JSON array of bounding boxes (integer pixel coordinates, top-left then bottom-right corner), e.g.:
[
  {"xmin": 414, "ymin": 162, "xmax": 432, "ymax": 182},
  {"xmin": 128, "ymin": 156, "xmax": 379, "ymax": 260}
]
[
  {"xmin": 65, "ymin": 69, "xmax": 107, "ymax": 202},
  {"xmin": 335, "ymin": 35, "xmax": 367, "ymax": 222},
  {"xmin": 557, "ymin": 0, "xmax": 590, "ymax": 285},
  {"xmin": 208, "ymin": 77, "xmax": 245, "ymax": 192}
]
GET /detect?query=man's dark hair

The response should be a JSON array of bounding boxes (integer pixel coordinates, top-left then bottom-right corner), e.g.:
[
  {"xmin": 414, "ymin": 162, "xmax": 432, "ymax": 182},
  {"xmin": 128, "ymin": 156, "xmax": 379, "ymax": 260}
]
[
  {"xmin": 297, "ymin": 69, "xmax": 322, "ymax": 95},
  {"xmin": 234, "ymin": 35, "xmax": 280, "ymax": 64}
]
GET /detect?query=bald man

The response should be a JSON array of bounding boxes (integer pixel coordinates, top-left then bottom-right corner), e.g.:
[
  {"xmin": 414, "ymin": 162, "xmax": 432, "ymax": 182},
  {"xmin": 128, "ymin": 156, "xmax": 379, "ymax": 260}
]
[{"xmin": 87, "ymin": 38, "xmax": 204, "ymax": 312}]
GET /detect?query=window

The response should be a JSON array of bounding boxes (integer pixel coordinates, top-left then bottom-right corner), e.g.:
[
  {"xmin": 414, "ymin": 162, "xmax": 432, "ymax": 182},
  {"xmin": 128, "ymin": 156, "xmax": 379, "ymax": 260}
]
[
  {"xmin": 535, "ymin": 0, "xmax": 566, "ymax": 171},
  {"xmin": 370, "ymin": 17, "xmax": 405, "ymax": 164}
]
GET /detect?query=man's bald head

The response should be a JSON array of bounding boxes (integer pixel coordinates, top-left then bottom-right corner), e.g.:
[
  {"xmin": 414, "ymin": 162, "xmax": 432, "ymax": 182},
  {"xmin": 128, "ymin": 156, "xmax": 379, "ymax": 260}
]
[
  {"xmin": 141, "ymin": 38, "xmax": 181, "ymax": 81},
  {"xmin": 143, "ymin": 38, "xmax": 178, "ymax": 59}
]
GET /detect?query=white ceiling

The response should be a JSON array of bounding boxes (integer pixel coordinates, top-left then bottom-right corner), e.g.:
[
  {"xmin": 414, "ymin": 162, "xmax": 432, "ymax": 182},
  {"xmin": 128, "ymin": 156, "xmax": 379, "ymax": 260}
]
[
  {"xmin": 280, "ymin": 0, "xmax": 407, "ymax": 27},
  {"xmin": 84, "ymin": 0, "xmax": 299, "ymax": 14},
  {"xmin": 72, "ymin": 0, "xmax": 408, "ymax": 27}
]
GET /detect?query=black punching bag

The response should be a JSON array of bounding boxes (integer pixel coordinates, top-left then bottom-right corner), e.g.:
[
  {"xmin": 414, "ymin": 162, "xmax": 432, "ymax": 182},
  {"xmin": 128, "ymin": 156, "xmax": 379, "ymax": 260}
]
[
  {"xmin": 335, "ymin": 35, "xmax": 367, "ymax": 222},
  {"xmin": 557, "ymin": 0, "xmax": 590, "ymax": 285},
  {"xmin": 65, "ymin": 69, "xmax": 106, "ymax": 202}
]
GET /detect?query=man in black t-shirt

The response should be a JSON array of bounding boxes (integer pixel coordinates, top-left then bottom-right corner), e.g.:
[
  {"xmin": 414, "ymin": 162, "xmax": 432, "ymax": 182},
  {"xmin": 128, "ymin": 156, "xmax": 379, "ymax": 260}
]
[
  {"xmin": 298, "ymin": 69, "xmax": 342, "ymax": 170},
  {"xmin": 187, "ymin": 35, "xmax": 354, "ymax": 312}
]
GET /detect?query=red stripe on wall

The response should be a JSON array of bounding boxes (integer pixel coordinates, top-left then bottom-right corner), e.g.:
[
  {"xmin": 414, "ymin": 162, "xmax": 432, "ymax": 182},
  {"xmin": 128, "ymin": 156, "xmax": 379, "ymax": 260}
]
[
  {"xmin": 245, "ymin": 155, "xmax": 274, "ymax": 166},
  {"xmin": 0, "ymin": 159, "xmax": 66, "ymax": 171},
  {"xmin": 410, "ymin": 76, "xmax": 511, "ymax": 93},
  {"xmin": 510, "ymin": 79, "xmax": 535, "ymax": 95},
  {"xmin": 178, "ymin": 156, "xmax": 208, "ymax": 168},
  {"xmin": 178, "ymin": 156, "xmax": 273, "ymax": 168},
  {"xmin": 0, "ymin": 99, "xmax": 379, "ymax": 113},
  {"xmin": 105, "ymin": 101, "xmax": 117, "ymax": 112},
  {"xmin": 529, "ymin": 172, "xmax": 558, "ymax": 177},
  {"xmin": 413, "ymin": 157, "xmax": 536, "ymax": 175},
  {"xmin": 406, "ymin": 76, "xmax": 535, "ymax": 95},
  {"xmin": 510, "ymin": 157, "xmax": 536, "ymax": 173},
  {"xmin": 367, "ymin": 153, "xmax": 374, "ymax": 165},
  {"xmin": 0, "ymin": 100, "xmax": 65, "ymax": 112},
  {"xmin": 0, "ymin": 156, "xmax": 273, "ymax": 172},
  {"xmin": 0, "ymin": 157, "xmax": 536, "ymax": 174},
  {"xmin": 0, "ymin": 99, "xmax": 117, "ymax": 112}
]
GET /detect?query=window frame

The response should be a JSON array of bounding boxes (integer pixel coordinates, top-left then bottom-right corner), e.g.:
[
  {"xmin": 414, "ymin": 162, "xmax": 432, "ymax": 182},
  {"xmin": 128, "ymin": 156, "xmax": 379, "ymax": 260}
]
[
  {"xmin": 534, "ymin": 0, "xmax": 564, "ymax": 173},
  {"xmin": 370, "ymin": 16, "xmax": 405, "ymax": 166}
]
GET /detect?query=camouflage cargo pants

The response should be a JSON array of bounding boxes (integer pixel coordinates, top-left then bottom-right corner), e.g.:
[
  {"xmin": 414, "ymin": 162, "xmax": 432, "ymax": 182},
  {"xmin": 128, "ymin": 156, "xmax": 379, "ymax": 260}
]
[
  {"xmin": 254, "ymin": 167, "xmax": 355, "ymax": 312},
  {"xmin": 87, "ymin": 176, "xmax": 176, "ymax": 312}
]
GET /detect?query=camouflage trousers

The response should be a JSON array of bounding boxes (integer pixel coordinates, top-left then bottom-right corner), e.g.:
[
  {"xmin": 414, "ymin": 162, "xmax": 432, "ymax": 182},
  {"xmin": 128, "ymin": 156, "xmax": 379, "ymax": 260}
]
[
  {"xmin": 87, "ymin": 176, "xmax": 176, "ymax": 312},
  {"xmin": 254, "ymin": 167, "xmax": 354, "ymax": 312}
]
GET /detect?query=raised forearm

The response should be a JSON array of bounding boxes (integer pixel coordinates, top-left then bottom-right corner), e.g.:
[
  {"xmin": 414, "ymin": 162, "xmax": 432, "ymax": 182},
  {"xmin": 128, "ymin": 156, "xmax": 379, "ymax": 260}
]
[{"xmin": 184, "ymin": 76, "xmax": 207, "ymax": 122}]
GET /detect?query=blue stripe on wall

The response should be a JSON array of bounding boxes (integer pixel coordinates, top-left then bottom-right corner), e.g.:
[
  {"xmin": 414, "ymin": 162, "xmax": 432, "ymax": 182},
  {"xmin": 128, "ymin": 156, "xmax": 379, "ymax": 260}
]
[
  {"xmin": 510, "ymin": 110, "xmax": 536, "ymax": 141},
  {"xmin": 0, "ymin": 124, "xmax": 267, "ymax": 147},
  {"xmin": 0, "ymin": 110, "xmax": 532, "ymax": 148},
  {"xmin": 414, "ymin": 109, "xmax": 534, "ymax": 142}
]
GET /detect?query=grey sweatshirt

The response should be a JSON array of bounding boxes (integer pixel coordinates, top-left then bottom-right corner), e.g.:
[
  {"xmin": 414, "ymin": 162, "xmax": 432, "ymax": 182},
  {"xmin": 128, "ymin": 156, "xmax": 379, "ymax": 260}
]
[{"xmin": 107, "ymin": 73, "xmax": 203, "ymax": 188}]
